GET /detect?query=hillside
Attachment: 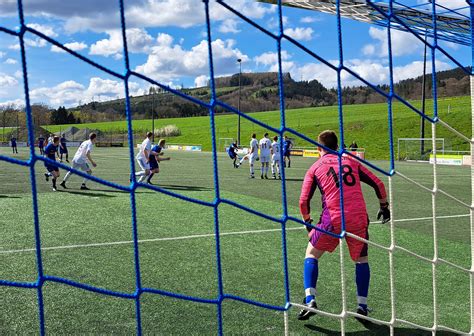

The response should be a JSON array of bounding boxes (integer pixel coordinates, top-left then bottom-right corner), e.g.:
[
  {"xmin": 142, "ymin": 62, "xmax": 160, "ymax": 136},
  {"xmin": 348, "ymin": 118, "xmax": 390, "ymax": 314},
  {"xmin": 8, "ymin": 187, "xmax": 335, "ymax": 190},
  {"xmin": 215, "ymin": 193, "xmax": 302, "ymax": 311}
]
[{"xmin": 46, "ymin": 95, "xmax": 472, "ymax": 160}]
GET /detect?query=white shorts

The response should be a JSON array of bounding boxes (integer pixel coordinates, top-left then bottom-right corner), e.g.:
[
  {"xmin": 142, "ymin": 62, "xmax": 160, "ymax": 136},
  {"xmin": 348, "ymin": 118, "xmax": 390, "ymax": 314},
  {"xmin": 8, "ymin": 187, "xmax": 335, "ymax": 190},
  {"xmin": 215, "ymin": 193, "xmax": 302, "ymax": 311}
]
[
  {"xmin": 72, "ymin": 161, "xmax": 90, "ymax": 172},
  {"xmin": 137, "ymin": 157, "xmax": 150, "ymax": 170},
  {"xmin": 249, "ymin": 153, "xmax": 258, "ymax": 165},
  {"xmin": 260, "ymin": 154, "xmax": 271, "ymax": 163},
  {"xmin": 272, "ymin": 155, "xmax": 280, "ymax": 163}
]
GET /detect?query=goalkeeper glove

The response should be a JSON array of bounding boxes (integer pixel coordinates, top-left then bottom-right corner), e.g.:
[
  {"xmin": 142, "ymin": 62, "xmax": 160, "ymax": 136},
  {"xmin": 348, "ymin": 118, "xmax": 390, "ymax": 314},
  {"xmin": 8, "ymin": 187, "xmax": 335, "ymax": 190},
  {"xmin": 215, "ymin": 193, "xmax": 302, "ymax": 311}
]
[
  {"xmin": 377, "ymin": 202, "xmax": 390, "ymax": 224},
  {"xmin": 304, "ymin": 218, "xmax": 313, "ymax": 233}
]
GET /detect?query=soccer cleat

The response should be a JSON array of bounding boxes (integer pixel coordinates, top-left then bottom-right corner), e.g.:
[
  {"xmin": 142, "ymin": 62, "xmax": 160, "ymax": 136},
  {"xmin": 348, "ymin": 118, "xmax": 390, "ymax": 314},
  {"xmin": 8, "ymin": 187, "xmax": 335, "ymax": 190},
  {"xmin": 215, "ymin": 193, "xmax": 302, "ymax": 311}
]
[
  {"xmin": 250, "ymin": 175, "xmax": 255, "ymax": 179},
  {"xmin": 272, "ymin": 174, "xmax": 276, "ymax": 179},
  {"xmin": 278, "ymin": 175, "xmax": 281, "ymax": 180},
  {"xmin": 59, "ymin": 181, "xmax": 67, "ymax": 189},
  {"xmin": 52, "ymin": 186, "xmax": 57, "ymax": 192},
  {"xmin": 44, "ymin": 173, "xmax": 49, "ymax": 182},
  {"xmin": 354, "ymin": 306, "xmax": 371, "ymax": 326},
  {"xmin": 80, "ymin": 184, "xmax": 90, "ymax": 190},
  {"xmin": 147, "ymin": 181, "xmax": 154, "ymax": 185},
  {"xmin": 297, "ymin": 299, "xmax": 317, "ymax": 321},
  {"xmin": 264, "ymin": 175, "xmax": 269, "ymax": 179},
  {"xmin": 66, "ymin": 160, "xmax": 70, "ymax": 163},
  {"xmin": 261, "ymin": 174, "xmax": 264, "ymax": 179}
]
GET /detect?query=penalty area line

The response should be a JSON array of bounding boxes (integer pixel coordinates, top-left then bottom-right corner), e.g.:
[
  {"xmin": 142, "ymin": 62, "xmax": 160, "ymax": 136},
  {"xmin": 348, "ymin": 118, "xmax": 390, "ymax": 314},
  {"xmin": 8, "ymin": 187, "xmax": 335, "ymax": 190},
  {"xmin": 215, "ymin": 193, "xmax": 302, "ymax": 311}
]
[{"xmin": 0, "ymin": 213, "xmax": 469, "ymax": 255}]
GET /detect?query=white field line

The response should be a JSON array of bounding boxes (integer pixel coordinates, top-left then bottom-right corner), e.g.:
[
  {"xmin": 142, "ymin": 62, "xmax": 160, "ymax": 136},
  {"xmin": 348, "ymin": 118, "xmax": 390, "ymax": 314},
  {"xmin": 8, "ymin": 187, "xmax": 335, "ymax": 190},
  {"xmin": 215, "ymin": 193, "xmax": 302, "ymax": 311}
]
[{"xmin": 0, "ymin": 214, "xmax": 469, "ymax": 255}]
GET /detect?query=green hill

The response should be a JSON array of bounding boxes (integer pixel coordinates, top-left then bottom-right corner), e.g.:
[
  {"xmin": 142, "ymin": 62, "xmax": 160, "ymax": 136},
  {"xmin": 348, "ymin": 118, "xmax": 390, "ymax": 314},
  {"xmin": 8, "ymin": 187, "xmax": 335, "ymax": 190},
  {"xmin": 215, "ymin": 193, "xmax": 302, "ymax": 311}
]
[{"xmin": 44, "ymin": 95, "xmax": 471, "ymax": 160}]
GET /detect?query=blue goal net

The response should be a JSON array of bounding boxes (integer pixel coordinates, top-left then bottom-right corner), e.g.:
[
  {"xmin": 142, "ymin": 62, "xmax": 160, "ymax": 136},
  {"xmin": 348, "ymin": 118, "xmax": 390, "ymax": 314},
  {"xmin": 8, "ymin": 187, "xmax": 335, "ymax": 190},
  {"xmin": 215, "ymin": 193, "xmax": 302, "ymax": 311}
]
[{"xmin": 0, "ymin": 0, "xmax": 473, "ymax": 334}]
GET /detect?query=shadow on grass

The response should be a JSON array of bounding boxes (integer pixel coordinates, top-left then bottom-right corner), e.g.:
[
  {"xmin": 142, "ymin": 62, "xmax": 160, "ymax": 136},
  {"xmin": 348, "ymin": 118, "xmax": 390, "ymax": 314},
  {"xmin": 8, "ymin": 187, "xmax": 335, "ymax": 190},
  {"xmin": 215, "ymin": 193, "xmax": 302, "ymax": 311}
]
[
  {"xmin": 305, "ymin": 322, "xmax": 460, "ymax": 335},
  {"xmin": 59, "ymin": 190, "xmax": 116, "ymax": 198},
  {"xmin": 158, "ymin": 184, "xmax": 212, "ymax": 192},
  {"xmin": 0, "ymin": 195, "xmax": 22, "ymax": 198},
  {"xmin": 283, "ymin": 178, "xmax": 304, "ymax": 182}
]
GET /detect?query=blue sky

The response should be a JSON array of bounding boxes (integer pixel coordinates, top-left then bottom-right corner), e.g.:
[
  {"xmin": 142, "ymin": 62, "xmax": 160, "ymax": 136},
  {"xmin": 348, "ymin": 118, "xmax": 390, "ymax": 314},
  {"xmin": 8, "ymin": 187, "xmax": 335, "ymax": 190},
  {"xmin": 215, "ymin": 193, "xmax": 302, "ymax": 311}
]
[{"xmin": 0, "ymin": 0, "xmax": 471, "ymax": 108}]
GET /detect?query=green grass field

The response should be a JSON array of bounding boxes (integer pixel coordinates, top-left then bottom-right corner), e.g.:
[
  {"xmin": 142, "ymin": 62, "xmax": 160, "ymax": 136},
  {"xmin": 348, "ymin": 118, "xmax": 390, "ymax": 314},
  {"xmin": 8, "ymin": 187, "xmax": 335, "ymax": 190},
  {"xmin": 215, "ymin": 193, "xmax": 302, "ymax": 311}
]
[
  {"xmin": 43, "ymin": 95, "xmax": 472, "ymax": 159},
  {"xmin": 0, "ymin": 146, "xmax": 471, "ymax": 335}
]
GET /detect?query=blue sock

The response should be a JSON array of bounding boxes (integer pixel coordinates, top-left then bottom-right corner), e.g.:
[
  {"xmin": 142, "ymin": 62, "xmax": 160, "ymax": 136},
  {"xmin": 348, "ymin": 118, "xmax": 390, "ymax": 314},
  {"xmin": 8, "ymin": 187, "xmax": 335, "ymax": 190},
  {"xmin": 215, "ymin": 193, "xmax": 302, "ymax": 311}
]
[
  {"xmin": 303, "ymin": 258, "xmax": 318, "ymax": 304},
  {"xmin": 355, "ymin": 263, "xmax": 370, "ymax": 309}
]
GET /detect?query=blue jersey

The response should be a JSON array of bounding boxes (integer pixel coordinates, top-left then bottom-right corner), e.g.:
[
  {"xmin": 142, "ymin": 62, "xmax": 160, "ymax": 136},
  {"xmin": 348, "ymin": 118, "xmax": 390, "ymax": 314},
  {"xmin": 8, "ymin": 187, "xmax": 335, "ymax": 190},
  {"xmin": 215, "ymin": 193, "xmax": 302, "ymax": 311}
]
[
  {"xmin": 45, "ymin": 143, "xmax": 58, "ymax": 161},
  {"xmin": 149, "ymin": 145, "xmax": 162, "ymax": 165},
  {"xmin": 38, "ymin": 137, "xmax": 45, "ymax": 147},
  {"xmin": 283, "ymin": 140, "xmax": 291, "ymax": 152},
  {"xmin": 60, "ymin": 137, "xmax": 67, "ymax": 147},
  {"xmin": 11, "ymin": 138, "xmax": 16, "ymax": 146}
]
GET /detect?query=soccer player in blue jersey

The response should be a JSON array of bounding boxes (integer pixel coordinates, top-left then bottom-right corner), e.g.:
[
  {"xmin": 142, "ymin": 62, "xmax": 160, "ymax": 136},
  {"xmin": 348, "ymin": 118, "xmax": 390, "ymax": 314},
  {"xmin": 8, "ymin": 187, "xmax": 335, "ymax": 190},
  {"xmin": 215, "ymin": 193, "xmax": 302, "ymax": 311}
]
[
  {"xmin": 226, "ymin": 141, "xmax": 240, "ymax": 168},
  {"xmin": 59, "ymin": 134, "xmax": 69, "ymax": 163},
  {"xmin": 11, "ymin": 136, "xmax": 18, "ymax": 154},
  {"xmin": 147, "ymin": 139, "xmax": 170, "ymax": 185},
  {"xmin": 44, "ymin": 136, "xmax": 61, "ymax": 191},
  {"xmin": 38, "ymin": 135, "xmax": 45, "ymax": 155},
  {"xmin": 283, "ymin": 135, "xmax": 292, "ymax": 168}
]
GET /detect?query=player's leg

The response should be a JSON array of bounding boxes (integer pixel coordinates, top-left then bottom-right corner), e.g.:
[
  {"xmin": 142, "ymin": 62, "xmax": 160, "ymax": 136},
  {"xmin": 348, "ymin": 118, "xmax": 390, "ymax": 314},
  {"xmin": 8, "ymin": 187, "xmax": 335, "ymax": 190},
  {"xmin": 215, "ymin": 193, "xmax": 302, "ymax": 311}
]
[
  {"xmin": 288, "ymin": 154, "xmax": 291, "ymax": 168},
  {"xmin": 60, "ymin": 161, "xmax": 79, "ymax": 188},
  {"xmin": 276, "ymin": 159, "xmax": 281, "ymax": 178},
  {"xmin": 65, "ymin": 150, "xmax": 69, "ymax": 162},
  {"xmin": 51, "ymin": 169, "xmax": 59, "ymax": 191},
  {"xmin": 271, "ymin": 159, "xmax": 276, "ymax": 178},
  {"xmin": 249, "ymin": 155, "xmax": 255, "ymax": 178},
  {"xmin": 265, "ymin": 161, "xmax": 269, "ymax": 178},
  {"xmin": 81, "ymin": 166, "xmax": 93, "ymax": 190},
  {"xmin": 147, "ymin": 166, "xmax": 159, "ymax": 184},
  {"xmin": 346, "ymin": 221, "xmax": 370, "ymax": 320},
  {"xmin": 298, "ymin": 223, "xmax": 339, "ymax": 321}
]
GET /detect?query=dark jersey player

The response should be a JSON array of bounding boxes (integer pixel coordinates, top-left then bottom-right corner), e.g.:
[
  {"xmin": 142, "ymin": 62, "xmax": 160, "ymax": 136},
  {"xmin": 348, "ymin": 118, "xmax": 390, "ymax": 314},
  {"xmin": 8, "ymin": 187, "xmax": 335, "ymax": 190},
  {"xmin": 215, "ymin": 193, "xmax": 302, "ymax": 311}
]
[
  {"xmin": 283, "ymin": 136, "xmax": 292, "ymax": 168},
  {"xmin": 38, "ymin": 136, "xmax": 45, "ymax": 155},
  {"xmin": 59, "ymin": 134, "xmax": 69, "ymax": 163},
  {"xmin": 226, "ymin": 141, "xmax": 240, "ymax": 168},
  {"xmin": 11, "ymin": 137, "xmax": 18, "ymax": 154},
  {"xmin": 44, "ymin": 136, "xmax": 61, "ymax": 191},
  {"xmin": 297, "ymin": 130, "xmax": 390, "ymax": 323},
  {"xmin": 147, "ymin": 139, "xmax": 170, "ymax": 185}
]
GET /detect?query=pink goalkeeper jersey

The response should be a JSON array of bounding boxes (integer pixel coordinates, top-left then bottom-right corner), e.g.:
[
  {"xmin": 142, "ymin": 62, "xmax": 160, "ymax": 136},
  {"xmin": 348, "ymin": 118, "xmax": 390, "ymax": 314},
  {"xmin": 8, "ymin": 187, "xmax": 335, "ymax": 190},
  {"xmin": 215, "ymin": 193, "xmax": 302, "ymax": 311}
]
[{"xmin": 299, "ymin": 153, "xmax": 386, "ymax": 230}]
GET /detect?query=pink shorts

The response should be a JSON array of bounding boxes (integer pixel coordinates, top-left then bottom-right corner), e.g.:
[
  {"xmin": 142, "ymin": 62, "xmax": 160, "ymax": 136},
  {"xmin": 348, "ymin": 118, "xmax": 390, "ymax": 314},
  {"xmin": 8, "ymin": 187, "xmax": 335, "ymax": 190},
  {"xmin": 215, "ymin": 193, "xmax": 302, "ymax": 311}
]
[{"xmin": 309, "ymin": 217, "xmax": 369, "ymax": 261}]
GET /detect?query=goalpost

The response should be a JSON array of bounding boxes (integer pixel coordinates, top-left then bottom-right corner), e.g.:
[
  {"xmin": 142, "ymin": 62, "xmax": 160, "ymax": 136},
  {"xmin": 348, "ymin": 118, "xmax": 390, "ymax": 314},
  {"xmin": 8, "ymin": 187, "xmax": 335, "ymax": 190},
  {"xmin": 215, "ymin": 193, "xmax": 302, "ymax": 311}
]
[
  {"xmin": 0, "ymin": 0, "xmax": 472, "ymax": 335},
  {"xmin": 397, "ymin": 137, "xmax": 445, "ymax": 161}
]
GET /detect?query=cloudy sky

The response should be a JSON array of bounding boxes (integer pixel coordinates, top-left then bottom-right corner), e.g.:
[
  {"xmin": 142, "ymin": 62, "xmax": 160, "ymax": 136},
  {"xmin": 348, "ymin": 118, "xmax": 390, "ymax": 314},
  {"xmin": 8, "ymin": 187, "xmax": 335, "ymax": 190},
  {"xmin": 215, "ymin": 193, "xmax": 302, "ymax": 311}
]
[{"xmin": 0, "ymin": 0, "xmax": 471, "ymax": 108}]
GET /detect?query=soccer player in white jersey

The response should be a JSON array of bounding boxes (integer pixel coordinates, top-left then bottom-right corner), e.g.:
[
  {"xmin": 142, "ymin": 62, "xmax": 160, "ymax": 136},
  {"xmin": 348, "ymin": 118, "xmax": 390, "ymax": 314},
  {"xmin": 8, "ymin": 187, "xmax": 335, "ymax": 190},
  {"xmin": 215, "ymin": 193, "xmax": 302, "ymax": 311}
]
[
  {"xmin": 60, "ymin": 133, "xmax": 97, "ymax": 190},
  {"xmin": 135, "ymin": 132, "xmax": 153, "ymax": 183},
  {"xmin": 271, "ymin": 135, "xmax": 281, "ymax": 179},
  {"xmin": 259, "ymin": 132, "xmax": 271, "ymax": 179},
  {"xmin": 236, "ymin": 133, "xmax": 259, "ymax": 178}
]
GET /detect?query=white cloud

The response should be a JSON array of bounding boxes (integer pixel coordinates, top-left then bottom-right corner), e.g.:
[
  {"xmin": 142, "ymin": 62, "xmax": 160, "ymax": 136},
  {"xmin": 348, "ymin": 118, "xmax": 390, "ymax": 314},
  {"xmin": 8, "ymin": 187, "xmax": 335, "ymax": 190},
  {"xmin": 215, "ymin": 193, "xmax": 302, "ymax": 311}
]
[
  {"xmin": 0, "ymin": 99, "xmax": 25, "ymax": 108},
  {"xmin": 300, "ymin": 16, "xmax": 320, "ymax": 23},
  {"xmin": 135, "ymin": 37, "xmax": 249, "ymax": 83},
  {"xmin": 218, "ymin": 19, "xmax": 241, "ymax": 34},
  {"xmin": 4, "ymin": 58, "xmax": 17, "ymax": 65},
  {"xmin": 284, "ymin": 27, "xmax": 314, "ymax": 41},
  {"xmin": 362, "ymin": 27, "xmax": 422, "ymax": 57},
  {"xmin": 90, "ymin": 28, "xmax": 154, "ymax": 58},
  {"xmin": 0, "ymin": 52, "xmax": 5, "ymax": 58},
  {"xmin": 55, "ymin": 0, "xmax": 275, "ymax": 33},
  {"xmin": 28, "ymin": 77, "xmax": 144, "ymax": 107},
  {"xmin": 0, "ymin": 74, "xmax": 18, "ymax": 87},
  {"xmin": 51, "ymin": 41, "xmax": 88, "ymax": 53},
  {"xmin": 27, "ymin": 23, "xmax": 58, "ymax": 38},
  {"xmin": 194, "ymin": 75, "xmax": 209, "ymax": 88},
  {"xmin": 417, "ymin": 0, "xmax": 469, "ymax": 15},
  {"xmin": 254, "ymin": 50, "xmax": 291, "ymax": 66}
]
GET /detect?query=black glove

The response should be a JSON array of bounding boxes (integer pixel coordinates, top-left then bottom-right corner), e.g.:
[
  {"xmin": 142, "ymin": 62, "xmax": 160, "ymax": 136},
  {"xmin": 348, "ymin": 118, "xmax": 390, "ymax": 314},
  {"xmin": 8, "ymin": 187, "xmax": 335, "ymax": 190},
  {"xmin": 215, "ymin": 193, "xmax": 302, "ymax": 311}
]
[
  {"xmin": 304, "ymin": 218, "xmax": 313, "ymax": 233},
  {"xmin": 377, "ymin": 202, "xmax": 390, "ymax": 224}
]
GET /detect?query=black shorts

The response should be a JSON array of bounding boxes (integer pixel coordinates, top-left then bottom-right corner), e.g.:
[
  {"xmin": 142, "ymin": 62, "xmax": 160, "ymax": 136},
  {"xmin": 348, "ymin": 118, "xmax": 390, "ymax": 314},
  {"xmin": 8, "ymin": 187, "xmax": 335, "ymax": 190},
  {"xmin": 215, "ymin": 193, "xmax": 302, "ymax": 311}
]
[
  {"xmin": 45, "ymin": 163, "xmax": 59, "ymax": 172},
  {"xmin": 150, "ymin": 160, "xmax": 159, "ymax": 170}
]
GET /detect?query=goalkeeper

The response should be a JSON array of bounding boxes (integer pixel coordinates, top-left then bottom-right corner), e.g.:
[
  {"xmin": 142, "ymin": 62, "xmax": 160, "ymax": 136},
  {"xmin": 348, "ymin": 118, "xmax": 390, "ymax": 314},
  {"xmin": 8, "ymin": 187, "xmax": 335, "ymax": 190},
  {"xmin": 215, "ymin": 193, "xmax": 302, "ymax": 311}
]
[{"xmin": 297, "ymin": 130, "xmax": 390, "ymax": 322}]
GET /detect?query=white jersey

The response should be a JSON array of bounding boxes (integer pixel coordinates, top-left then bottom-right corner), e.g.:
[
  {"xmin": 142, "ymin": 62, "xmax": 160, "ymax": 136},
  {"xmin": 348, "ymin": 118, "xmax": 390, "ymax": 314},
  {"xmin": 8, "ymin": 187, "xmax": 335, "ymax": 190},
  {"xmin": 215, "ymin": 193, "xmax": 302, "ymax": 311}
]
[
  {"xmin": 259, "ymin": 137, "xmax": 271, "ymax": 157},
  {"xmin": 271, "ymin": 141, "xmax": 281, "ymax": 160},
  {"xmin": 249, "ymin": 138, "xmax": 258, "ymax": 156},
  {"xmin": 48, "ymin": 136, "xmax": 54, "ymax": 144},
  {"xmin": 73, "ymin": 139, "xmax": 93, "ymax": 164},
  {"xmin": 136, "ymin": 138, "xmax": 152, "ymax": 160}
]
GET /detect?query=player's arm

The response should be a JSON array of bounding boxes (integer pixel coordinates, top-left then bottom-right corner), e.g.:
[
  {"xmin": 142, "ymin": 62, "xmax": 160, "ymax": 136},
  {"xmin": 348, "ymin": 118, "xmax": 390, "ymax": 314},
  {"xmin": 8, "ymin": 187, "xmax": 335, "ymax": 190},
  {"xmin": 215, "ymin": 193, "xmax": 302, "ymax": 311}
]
[
  {"xmin": 358, "ymin": 164, "xmax": 390, "ymax": 223},
  {"xmin": 156, "ymin": 156, "xmax": 171, "ymax": 161},
  {"xmin": 299, "ymin": 167, "xmax": 319, "ymax": 232},
  {"xmin": 86, "ymin": 151, "xmax": 97, "ymax": 167},
  {"xmin": 144, "ymin": 149, "xmax": 150, "ymax": 162}
]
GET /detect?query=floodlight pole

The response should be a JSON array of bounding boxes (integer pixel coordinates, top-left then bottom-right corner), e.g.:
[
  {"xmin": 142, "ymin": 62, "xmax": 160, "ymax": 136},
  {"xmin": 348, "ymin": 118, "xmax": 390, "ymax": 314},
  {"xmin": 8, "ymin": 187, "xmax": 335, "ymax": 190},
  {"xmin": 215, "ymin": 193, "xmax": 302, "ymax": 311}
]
[
  {"xmin": 152, "ymin": 89, "xmax": 155, "ymax": 143},
  {"xmin": 420, "ymin": 32, "xmax": 428, "ymax": 155},
  {"xmin": 237, "ymin": 58, "xmax": 242, "ymax": 146}
]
